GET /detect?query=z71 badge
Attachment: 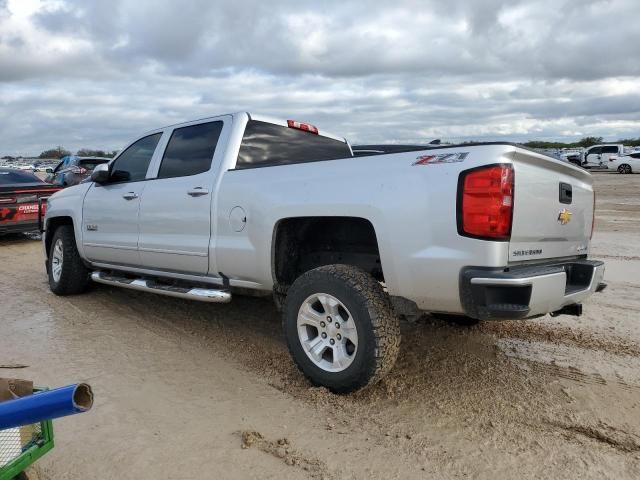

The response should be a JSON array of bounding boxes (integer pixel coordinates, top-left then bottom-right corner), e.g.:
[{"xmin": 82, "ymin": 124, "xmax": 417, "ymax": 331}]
[{"xmin": 413, "ymin": 152, "xmax": 469, "ymax": 165}]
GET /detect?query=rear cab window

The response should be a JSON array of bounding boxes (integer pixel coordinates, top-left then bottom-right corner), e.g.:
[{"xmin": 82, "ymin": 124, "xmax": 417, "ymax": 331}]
[{"xmin": 236, "ymin": 120, "xmax": 352, "ymax": 169}]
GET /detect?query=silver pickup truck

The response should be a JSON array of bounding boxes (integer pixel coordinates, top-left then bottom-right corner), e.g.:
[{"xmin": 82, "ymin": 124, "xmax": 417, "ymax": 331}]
[{"xmin": 43, "ymin": 112, "xmax": 606, "ymax": 392}]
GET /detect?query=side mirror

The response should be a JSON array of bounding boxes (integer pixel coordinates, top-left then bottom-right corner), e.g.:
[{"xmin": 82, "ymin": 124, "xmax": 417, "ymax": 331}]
[{"xmin": 90, "ymin": 163, "xmax": 110, "ymax": 184}]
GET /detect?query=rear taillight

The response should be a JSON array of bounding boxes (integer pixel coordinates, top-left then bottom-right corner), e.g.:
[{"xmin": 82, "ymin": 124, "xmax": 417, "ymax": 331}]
[
  {"xmin": 458, "ymin": 164, "xmax": 514, "ymax": 241},
  {"xmin": 287, "ymin": 120, "xmax": 319, "ymax": 134}
]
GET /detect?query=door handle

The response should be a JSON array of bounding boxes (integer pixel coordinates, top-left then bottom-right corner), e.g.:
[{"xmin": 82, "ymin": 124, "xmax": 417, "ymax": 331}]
[
  {"xmin": 122, "ymin": 192, "xmax": 139, "ymax": 200},
  {"xmin": 187, "ymin": 187, "xmax": 209, "ymax": 197}
]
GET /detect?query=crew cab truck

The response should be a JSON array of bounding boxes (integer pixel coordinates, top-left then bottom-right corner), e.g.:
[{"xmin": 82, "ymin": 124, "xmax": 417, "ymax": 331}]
[
  {"xmin": 581, "ymin": 144, "xmax": 630, "ymax": 169},
  {"xmin": 43, "ymin": 112, "xmax": 606, "ymax": 393}
]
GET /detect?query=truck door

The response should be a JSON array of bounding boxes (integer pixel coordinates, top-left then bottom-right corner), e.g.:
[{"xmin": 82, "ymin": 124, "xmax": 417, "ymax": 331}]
[
  {"xmin": 138, "ymin": 118, "xmax": 229, "ymax": 275},
  {"xmin": 583, "ymin": 146, "xmax": 602, "ymax": 167},
  {"xmin": 82, "ymin": 133, "xmax": 163, "ymax": 266},
  {"xmin": 600, "ymin": 145, "xmax": 619, "ymax": 165}
]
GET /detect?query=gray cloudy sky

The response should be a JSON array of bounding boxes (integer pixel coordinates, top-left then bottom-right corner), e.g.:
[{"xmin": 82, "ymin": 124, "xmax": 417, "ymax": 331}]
[{"xmin": 1, "ymin": 0, "xmax": 639, "ymax": 155}]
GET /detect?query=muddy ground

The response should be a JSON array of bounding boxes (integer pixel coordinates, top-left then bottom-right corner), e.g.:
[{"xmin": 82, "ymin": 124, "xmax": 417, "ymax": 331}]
[{"xmin": 1, "ymin": 172, "xmax": 639, "ymax": 479}]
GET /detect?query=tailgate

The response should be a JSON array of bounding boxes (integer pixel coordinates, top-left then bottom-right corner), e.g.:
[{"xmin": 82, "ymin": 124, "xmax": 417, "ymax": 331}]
[{"xmin": 509, "ymin": 149, "xmax": 593, "ymax": 262}]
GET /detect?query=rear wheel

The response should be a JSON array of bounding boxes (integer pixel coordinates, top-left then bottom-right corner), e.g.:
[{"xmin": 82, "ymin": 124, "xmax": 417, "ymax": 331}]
[
  {"xmin": 618, "ymin": 164, "xmax": 632, "ymax": 174},
  {"xmin": 284, "ymin": 265, "xmax": 400, "ymax": 393},
  {"xmin": 48, "ymin": 225, "xmax": 90, "ymax": 295}
]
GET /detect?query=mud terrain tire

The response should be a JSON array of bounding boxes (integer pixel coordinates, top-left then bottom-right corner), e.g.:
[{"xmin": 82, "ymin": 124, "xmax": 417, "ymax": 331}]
[
  {"xmin": 48, "ymin": 225, "xmax": 90, "ymax": 295},
  {"xmin": 284, "ymin": 265, "xmax": 400, "ymax": 393}
]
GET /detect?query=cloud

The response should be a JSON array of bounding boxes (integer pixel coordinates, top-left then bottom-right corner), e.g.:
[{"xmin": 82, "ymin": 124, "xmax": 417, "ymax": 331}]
[{"xmin": 0, "ymin": 0, "xmax": 639, "ymax": 155}]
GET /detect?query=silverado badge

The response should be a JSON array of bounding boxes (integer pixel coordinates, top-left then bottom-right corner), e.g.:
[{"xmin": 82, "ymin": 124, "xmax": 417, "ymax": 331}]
[{"xmin": 557, "ymin": 209, "xmax": 572, "ymax": 225}]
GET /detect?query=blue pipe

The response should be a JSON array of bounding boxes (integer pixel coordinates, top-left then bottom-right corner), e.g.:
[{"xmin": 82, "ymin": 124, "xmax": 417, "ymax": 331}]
[{"xmin": 0, "ymin": 383, "xmax": 93, "ymax": 430}]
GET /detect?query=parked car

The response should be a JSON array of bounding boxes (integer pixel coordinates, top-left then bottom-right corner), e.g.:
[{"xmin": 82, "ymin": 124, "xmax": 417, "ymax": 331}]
[
  {"xmin": 42, "ymin": 112, "xmax": 606, "ymax": 393},
  {"xmin": 581, "ymin": 144, "xmax": 632, "ymax": 169},
  {"xmin": 0, "ymin": 168, "xmax": 61, "ymax": 234},
  {"xmin": 45, "ymin": 156, "xmax": 111, "ymax": 187},
  {"xmin": 608, "ymin": 152, "xmax": 640, "ymax": 174},
  {"xmin": 565, "ymin": 154, "xmax": 583, "ymax": 167}
]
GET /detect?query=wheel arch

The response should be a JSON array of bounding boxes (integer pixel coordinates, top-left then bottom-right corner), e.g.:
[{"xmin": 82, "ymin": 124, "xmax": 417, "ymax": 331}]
[
  {"xmin": 44, "ymin": 216, "xmax": 75, "ymax": 258},
  {"xmin": 271, "ymin": 216, "xmax": 384, "ymax": 293}
]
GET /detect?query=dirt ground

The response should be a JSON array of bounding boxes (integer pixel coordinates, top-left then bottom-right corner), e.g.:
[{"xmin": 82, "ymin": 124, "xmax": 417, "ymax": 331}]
[{"xmin": 1, "ymin": 172, "xmax": 639, "ymax": 479}]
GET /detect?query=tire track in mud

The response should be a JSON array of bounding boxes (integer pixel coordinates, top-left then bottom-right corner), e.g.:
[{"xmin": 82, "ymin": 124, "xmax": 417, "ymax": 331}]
[
  {"xmin": 544, "ymin": 420, "xmax": 640, "ymax": 453},
  {"xmin": 238, "ymin": 431, "xmax": 334, "ymax": 480},
  {"xmin": 480, "ymin": 320, "xmax": 640, "ymax": 357}
]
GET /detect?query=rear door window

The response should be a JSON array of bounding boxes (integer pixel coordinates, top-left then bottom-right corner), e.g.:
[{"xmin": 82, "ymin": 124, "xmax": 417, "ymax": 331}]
[
  {"xmin": 602, "ymin": 146, "xmax": 619, "ymax": 154},
  {"xmin": 236, "ymin": 120, "xmax": 352, "ymax": 169},
  {"xmin": 158, "ymin": 121, "xmax": 223, "ymax": 179},
  {"xmin": 110, "ymin": 133, "xmax": 162, "ymax": 182}
]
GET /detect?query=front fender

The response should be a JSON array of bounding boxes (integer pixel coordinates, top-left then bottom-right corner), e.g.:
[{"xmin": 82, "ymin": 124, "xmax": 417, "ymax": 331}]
[{"xmin": 44, "ymin": 183, "xmax": 91, "ymax": 260}]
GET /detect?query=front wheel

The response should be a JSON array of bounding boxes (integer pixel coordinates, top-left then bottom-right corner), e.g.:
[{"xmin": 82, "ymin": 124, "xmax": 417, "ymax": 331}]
[
  {"xmin": 283, "ymin": 265, "xmax": 400, "ymax": 393},
  {"xmin": 618, "ymin": 164, "xmax": 632, "ymax": 174},
  {"xmin": 48, "ymin": 225, "xmax": 90, "ymax": 295}
]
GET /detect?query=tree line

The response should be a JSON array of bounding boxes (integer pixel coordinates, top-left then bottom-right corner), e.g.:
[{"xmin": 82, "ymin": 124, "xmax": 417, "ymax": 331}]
[
  {"xmin": 459, "ymin": 136, "xmax": 640, "ymax": 149},
  {"xmin": 38, "ymin": 146, "xmax": 118, "ymax": 159},
  {"xmin": 519, "ymin": 136, "xmax": 640, "ymax": 149}
]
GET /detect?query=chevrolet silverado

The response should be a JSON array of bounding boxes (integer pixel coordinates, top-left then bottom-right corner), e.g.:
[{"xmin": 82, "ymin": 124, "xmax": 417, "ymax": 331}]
[{"xmin": 42, "ymin": 113, "xmax": 606, "ymax": 392}]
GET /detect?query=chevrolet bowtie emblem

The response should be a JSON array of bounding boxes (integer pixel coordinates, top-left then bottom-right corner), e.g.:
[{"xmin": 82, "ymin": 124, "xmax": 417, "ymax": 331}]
[{"xmin": 558, "ymin": 209, "xmax": 572, "ymax": 225}]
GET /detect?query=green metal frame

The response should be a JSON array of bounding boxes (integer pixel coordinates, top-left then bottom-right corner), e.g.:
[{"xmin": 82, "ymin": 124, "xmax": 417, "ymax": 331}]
[
  {"xmin": 0, "ymin": 420, "xmax": 54, "ymax": 480},
  {"xmin": 0, "ymin": 388, "xmax": 55, "ymax": 480}
]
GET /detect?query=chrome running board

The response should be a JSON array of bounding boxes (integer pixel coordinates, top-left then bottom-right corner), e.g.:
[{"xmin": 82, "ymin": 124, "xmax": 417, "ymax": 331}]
[{"xmin": 91, "ymin": 271, "xmax": 231, "ymax": 303}]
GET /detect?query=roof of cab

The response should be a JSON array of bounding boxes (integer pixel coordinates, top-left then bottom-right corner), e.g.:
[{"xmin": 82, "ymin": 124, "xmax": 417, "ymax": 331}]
[{"xmin": 142, "ymin": 112, "xmax": 348, "ymax": 144}]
